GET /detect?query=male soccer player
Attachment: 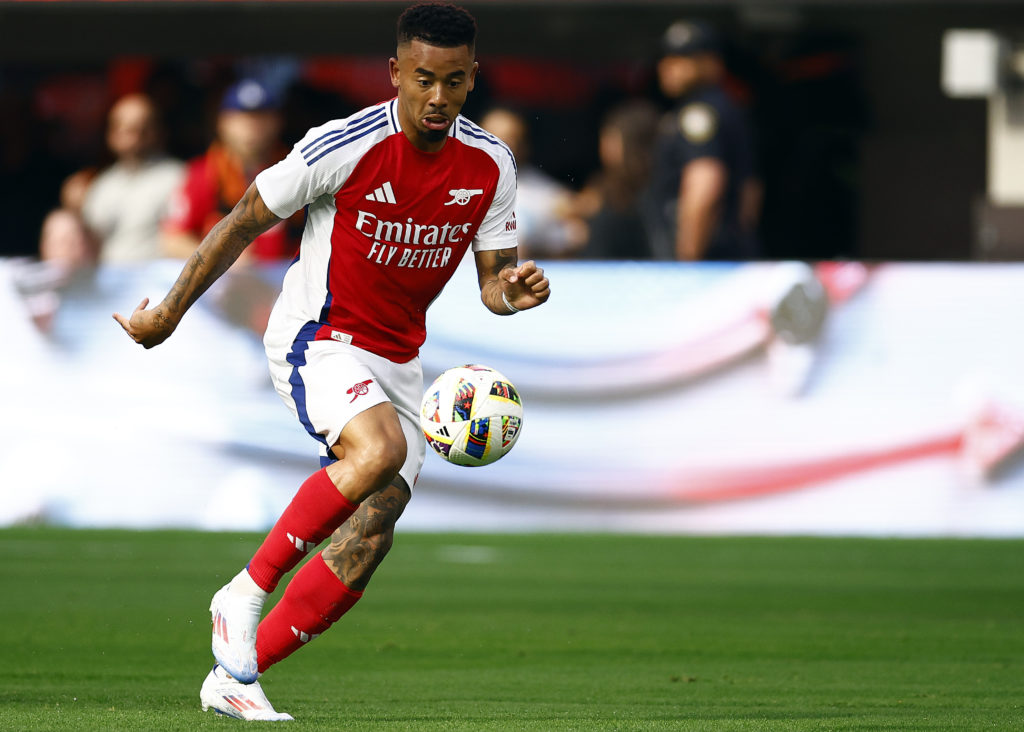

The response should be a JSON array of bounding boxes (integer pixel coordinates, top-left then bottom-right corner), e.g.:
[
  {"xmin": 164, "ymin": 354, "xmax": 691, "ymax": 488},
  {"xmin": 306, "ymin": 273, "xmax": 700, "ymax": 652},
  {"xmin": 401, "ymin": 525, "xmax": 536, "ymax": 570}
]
[{"xmin": 114, "ymin": 2, "xmax": 550, "ymax": 721}]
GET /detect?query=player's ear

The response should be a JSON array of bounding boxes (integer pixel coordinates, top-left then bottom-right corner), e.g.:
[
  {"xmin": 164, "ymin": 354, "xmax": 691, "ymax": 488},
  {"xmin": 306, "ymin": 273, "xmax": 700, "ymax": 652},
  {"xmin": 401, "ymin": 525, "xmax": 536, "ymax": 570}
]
[
  {"xmin": 389, "ymin": 57, "xmax": 401, "ymax": 89},
  {"xmin": 467, "ymin": 61, "xmax": 479, "ymax": 92}
]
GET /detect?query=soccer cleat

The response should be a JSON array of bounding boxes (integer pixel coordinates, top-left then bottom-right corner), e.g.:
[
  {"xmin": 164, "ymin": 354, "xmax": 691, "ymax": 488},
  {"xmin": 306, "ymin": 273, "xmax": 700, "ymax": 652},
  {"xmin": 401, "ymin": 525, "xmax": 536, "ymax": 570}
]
[
  {"xmin": 210, "ymin": 583, "xmax": 263, "ymax": 684},
  {"xmin": 200, "ymin": 664, "xmax": 293, "ymax": 721}
]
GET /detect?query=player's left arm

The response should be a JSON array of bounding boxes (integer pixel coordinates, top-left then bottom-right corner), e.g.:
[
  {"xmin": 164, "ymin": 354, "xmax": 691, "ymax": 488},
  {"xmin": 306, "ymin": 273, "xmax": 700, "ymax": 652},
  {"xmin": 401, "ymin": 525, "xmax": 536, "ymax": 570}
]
[{"xmin": 475, "ymin": 248, "xmax": 550, "ymax": 316}]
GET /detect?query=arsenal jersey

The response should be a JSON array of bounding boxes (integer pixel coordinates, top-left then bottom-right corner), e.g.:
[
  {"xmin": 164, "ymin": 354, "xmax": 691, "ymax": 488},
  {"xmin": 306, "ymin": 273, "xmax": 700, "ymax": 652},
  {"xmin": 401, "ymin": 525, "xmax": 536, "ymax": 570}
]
[{"xmin": 256, "ymin": 98, "xmax": 518, "ymax": 362}]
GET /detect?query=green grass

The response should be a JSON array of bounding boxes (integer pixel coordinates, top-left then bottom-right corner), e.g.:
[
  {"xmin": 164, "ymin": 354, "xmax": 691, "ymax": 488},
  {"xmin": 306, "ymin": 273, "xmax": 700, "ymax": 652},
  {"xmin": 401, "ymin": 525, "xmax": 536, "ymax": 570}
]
[{"xmin": 0, "ymin": 529, "xmax": 1021, "ymax": 730}]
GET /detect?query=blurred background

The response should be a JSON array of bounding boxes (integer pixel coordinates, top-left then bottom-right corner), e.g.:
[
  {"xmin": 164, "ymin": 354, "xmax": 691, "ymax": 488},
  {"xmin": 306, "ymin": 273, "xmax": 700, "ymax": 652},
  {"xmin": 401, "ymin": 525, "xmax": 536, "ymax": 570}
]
[{"xmin": 2, "ymin": 0, "xmax": 1023, "ymax": 536}]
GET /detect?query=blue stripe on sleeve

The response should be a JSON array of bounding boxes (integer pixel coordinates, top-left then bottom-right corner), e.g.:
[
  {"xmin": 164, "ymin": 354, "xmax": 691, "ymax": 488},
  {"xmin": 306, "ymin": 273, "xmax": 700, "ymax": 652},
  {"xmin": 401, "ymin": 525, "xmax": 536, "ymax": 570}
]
[
  {"xmin": 300, "ymin": 107, "xmax": 386, "ymax": 155},
  {"xmin": 301, "ymin": 111, "xmax": 387, "ymax": 162},
  {"xmin": 460, "ymin": 127, "xmax": 517, "ymax": 173},
  {"xmin": 304, "ymin": 120, "xmax": 390, "ymax": 166}
]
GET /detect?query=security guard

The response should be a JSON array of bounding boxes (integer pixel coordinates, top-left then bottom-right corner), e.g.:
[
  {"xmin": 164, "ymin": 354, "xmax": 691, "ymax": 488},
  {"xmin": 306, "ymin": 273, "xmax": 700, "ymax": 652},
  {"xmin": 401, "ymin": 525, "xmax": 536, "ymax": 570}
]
[{"xmin": 647, "ymin": 21, "xmax": 761, "ymax": 260}]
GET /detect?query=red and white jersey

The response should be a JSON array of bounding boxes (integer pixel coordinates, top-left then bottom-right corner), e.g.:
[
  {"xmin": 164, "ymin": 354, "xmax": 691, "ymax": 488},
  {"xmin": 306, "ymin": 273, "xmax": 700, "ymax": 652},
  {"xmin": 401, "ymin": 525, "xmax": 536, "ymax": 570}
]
[{"xmin": 256, "ymin": 98, "xmax": 518, "ymax": 363}]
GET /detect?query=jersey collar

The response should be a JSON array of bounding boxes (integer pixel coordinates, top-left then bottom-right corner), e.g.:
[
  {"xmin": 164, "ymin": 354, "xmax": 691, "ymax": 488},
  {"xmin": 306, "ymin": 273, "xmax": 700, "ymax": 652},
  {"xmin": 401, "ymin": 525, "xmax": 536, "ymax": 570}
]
[{"xmin": 386, "ymin": 98, "xmax": 401, "ymax": 135}]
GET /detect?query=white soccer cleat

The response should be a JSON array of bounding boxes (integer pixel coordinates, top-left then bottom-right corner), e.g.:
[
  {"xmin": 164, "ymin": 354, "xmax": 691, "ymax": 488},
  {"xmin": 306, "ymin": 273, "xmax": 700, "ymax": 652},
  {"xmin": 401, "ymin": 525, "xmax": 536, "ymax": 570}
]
[
  {"xmin": 210, "ymin": 583, "xmax": 263, "ymax": 684},
  {"xmin": 200, "ymin": 664, "xmax": 294, "ymax": 721}
]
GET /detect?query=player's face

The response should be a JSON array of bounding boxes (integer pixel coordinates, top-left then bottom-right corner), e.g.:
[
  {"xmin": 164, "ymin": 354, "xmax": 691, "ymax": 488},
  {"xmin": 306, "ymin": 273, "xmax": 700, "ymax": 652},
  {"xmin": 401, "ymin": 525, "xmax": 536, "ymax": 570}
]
[{"xmin": 391, "ymin": 40, "xmax": 478, "ymax": 152}]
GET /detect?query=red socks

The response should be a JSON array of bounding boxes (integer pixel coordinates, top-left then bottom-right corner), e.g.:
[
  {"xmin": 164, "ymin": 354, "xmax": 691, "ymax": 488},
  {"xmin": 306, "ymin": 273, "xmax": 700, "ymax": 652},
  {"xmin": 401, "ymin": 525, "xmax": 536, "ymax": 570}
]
[
  {"xmin": 246, "ymin": 468, "xmax": 359, "ymax": 593},
  {"xmin": 245, "ymin": 469, "xmax": 365, "ymax": 673},
  {"xmin": 255, "ymin": 554, "xmax": 363, "ymax": 672}
]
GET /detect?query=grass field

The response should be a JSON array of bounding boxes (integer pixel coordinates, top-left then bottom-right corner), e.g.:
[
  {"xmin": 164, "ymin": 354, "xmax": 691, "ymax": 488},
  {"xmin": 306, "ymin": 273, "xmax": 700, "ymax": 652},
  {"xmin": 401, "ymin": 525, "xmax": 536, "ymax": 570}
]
[{"xmin": 0, "ymin": 528, "xmax": 1021, "ymax": 730}]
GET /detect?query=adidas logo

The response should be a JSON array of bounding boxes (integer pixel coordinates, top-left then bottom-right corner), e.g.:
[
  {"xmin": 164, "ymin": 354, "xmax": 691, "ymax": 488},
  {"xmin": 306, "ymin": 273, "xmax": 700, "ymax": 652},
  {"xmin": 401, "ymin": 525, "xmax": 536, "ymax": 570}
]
[
  {"xmin": 365, "ymin": 181, "xmax": 397, "ymax": 204},
  {"xmin": 291, "ymin": 625, "xmax": 321, "ymax": 643},
  {"xmin": 285, "ymin": 532, "xmax": 317, "ymax": 552}
]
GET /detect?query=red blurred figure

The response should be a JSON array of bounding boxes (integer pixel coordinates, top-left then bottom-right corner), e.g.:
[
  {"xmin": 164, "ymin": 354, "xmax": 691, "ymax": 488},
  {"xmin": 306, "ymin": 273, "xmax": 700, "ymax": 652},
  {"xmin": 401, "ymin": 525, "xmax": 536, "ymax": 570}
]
[{"xmin": 162, "ymin": 79, "xmax": 301, "ymax": 263}]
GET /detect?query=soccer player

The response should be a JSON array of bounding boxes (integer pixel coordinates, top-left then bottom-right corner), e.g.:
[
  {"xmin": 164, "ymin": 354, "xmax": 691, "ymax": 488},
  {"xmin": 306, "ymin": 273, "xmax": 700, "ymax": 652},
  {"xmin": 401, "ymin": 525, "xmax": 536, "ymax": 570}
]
[{"xmin": 113, "ymin": 2, "xmax": 550, "ymax": 721}]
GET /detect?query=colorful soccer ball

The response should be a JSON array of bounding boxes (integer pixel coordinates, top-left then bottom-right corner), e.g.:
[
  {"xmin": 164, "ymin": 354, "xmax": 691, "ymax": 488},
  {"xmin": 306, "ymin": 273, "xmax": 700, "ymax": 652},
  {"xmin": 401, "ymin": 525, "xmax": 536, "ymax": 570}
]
[{"xmin": 420, "ymin": 364, "xmax": 524, "ymax": 466}]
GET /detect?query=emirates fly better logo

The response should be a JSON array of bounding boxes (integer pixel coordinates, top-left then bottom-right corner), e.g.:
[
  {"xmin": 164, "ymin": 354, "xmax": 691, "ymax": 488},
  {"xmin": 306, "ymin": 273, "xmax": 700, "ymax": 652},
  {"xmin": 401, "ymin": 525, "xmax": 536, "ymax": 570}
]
[{"xmin": 346, "ymin": 379, "xmax": 374, "ymax": 403}]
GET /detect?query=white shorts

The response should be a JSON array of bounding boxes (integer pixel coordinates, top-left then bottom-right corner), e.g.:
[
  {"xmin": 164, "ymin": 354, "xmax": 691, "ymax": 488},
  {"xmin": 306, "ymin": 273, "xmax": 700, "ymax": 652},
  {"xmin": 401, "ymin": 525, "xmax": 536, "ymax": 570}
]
[{"xmin": 266, "ymin": 329, "xmax": 426, "ymax": 489}]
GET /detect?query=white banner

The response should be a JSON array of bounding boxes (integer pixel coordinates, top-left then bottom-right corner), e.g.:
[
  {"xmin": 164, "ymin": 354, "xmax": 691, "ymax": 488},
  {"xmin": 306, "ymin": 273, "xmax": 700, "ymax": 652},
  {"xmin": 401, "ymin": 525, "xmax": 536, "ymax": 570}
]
[{"xmin": 2, "ymin": 257, "xmax": 1022, "ymax": 536}]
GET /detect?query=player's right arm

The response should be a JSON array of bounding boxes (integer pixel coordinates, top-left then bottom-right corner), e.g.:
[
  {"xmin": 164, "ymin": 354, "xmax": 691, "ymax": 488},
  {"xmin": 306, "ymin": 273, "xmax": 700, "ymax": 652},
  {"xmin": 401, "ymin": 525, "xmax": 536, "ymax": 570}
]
[
  {"xmin": 113, "ymin": 182, "xmax": 280, "ymax": 348},
  {"xmin": 475, "ymin": 248, "xmax": 550, "ymax": 315}
]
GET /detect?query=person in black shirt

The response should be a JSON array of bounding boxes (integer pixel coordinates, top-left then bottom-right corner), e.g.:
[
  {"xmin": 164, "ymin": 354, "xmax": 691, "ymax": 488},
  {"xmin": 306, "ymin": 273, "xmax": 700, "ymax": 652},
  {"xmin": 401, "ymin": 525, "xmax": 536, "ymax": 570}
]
[{"xmin": 647, "ymin": 21, "xmax": 761, "ymax": 261}]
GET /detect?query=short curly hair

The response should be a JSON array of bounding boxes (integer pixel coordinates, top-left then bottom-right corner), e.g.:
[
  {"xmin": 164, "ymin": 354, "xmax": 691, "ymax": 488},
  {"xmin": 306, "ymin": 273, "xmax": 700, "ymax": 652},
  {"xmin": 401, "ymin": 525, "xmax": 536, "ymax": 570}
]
[{"xmin": 397, "ymin": 2, "xmax": 477, "ymax": 50}]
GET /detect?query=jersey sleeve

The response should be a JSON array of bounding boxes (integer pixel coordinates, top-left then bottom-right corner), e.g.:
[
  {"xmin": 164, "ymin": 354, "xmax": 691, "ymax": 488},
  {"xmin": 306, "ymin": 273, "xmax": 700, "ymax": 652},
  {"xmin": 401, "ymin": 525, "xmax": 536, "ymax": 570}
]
[
  {"xmin": 472, "ymin": 157, "xmax": 518, "ymax": 253},
  {"xmin": 256, "ymin": 119, "xmax": 361, "ymax": 219},
  {"xmin": 255, "ymin": 139, "xmax": 326, "ymax": 219}
]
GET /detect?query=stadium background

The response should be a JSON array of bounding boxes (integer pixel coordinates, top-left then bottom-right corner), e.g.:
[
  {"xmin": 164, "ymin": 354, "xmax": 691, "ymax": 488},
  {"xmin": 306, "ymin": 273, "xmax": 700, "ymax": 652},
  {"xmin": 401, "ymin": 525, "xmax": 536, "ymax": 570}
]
[
  {"xmin": 2, "ymin": 0, "xmax": 1024, "ymax": 262},
  {"xmin": 1, "ymin": 0, "xmax": 1022, "ymax": 535}
]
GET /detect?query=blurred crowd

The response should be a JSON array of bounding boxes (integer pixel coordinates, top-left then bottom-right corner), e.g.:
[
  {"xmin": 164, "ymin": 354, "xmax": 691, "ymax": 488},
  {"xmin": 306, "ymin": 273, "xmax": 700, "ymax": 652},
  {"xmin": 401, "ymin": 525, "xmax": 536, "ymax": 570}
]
[{"xmin": 1, "ymin": 18, "xmax": 868, "ymax": 292}]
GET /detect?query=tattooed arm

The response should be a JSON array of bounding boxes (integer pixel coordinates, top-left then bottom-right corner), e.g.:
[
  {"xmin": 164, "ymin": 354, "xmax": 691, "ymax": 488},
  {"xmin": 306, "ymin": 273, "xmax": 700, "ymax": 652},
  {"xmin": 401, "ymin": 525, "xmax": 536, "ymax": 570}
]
[
  {"xmin": 474, "ymin": 248, "xmax": 551, "ymax": 316},
  {"xmin": 113, "ymin": 183, "xmax": 281, "ymax": 348}
]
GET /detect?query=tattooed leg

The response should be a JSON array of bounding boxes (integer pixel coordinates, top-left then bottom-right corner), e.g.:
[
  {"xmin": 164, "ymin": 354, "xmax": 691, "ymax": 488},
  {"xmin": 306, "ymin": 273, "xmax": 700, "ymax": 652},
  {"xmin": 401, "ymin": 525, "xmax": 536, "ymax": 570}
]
[
  {"xmin": 252, "ymin": 478, "xmax": 411, "ymax": 673},
  {"xmin": 321, "ymin": 477, "xmax": 412, "ymax": 591}
]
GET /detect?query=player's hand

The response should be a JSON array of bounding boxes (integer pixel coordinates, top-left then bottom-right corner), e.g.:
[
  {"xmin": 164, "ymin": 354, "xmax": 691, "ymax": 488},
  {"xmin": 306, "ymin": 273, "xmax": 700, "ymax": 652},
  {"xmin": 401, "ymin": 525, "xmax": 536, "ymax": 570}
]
[
  {"xmin": 500, "ymin": 260, "xmax": 550, "ymax": 312},
  {"xmin": 112, "ymin": 298, "xmax": 178, "ymax": 349}
]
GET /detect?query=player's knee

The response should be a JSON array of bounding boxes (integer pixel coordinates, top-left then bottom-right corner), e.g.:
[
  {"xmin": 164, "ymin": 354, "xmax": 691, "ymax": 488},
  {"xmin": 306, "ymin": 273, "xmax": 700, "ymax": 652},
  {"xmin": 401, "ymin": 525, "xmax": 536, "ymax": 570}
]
[
  {"xmin": 371, "ymin": 437, "xmax": 406, "ymax": 480},
  {"xmin": 350, "ymin": 440, "xmax": 406, "ymax": 492}
]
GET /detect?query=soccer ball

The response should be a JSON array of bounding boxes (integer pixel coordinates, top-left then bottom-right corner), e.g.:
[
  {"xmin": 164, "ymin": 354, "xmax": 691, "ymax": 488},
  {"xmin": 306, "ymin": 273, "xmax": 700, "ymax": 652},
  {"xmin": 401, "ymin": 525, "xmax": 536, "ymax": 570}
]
[{"xmin": 420, "ymin": 364, "xmax": 523, "ymax": 466}]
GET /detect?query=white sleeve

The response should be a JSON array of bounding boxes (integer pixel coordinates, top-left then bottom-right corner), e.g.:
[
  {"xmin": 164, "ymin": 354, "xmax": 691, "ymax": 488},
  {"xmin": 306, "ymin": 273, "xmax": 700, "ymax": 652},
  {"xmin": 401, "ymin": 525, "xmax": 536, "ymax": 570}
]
[
  {"xmin": 255, "ymin": 121, "xmax": 353, "ymax": 219},
  {"xmin": 472, "ymin": 161, "xmax": 519, "ymax": 253}
]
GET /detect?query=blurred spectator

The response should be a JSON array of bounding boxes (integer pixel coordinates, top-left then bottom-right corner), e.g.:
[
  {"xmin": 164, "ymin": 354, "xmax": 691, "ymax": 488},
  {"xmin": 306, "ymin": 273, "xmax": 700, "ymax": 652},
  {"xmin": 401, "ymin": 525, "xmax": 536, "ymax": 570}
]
[
  {"xmin": 480, "ymin": 107, "xmax": 583, "ymax": 259},
  {"xmin": 571, "ymin": 100, "xmax": 660, "ymax": 260},
  {"xmin": 15, "ymin": 167, "xmax": 100, "ymax": 334},
  {"xmin": 646, "ymin": 21, "xmax": 761, "ymax": 261},
  {"xmin": 39, "ymin": 171, "xmax": 99, "ymax": 275},
  {"xmin": 162, "ymin": 79, "xmax": 301, "ymax": 263},
  {"xmin": 80, "ymin": 93, "xmax": 185, "ymax": 264}
]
